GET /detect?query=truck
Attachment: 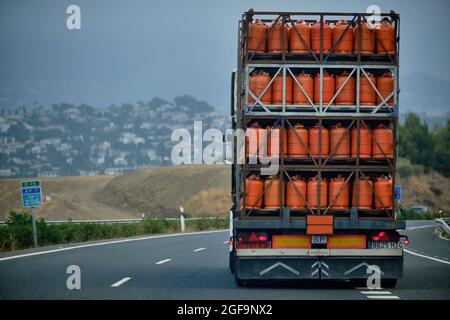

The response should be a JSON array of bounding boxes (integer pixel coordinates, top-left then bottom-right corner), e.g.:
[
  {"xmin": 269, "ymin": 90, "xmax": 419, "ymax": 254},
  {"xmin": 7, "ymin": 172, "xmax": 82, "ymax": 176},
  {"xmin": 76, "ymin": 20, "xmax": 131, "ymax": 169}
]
[{"xmin": 229, "ymin": 10, "xmax": 407, "ymax": 287}]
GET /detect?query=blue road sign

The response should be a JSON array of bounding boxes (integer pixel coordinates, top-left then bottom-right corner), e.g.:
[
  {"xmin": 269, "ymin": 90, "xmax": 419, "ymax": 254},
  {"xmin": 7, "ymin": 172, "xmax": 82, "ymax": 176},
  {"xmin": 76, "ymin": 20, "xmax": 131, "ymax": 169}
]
[
  {"xmin": 395, "ymin": 185, "xmax": 401, "ymax": 202},
  {"xmin": 21, "ymin": 180, "xmax": 42, "ymax": 208}
]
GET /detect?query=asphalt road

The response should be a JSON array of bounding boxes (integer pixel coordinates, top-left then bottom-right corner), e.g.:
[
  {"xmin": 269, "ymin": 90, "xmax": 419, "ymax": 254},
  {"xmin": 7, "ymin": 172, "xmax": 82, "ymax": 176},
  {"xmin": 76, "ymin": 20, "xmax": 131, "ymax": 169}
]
[{"xmin": 0, "ymin": 220, "xmax": 449, "ymax": 300}]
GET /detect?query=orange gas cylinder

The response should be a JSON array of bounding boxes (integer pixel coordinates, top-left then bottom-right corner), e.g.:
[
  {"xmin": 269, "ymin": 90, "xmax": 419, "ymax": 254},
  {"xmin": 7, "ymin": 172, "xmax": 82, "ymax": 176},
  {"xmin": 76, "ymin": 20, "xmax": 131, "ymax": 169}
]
[
  {"xmin": 245, "ymin": 175, "xmax": 264, "ymax": 209},
  {"xmin": 372, "ymin": 124, "xmax": 393, "ymax": 159},
  {"xmin": 311, "ymin": 20, "xmax": 332, "ymax": 53},
  {"xmin": 332, "ymin": 20, "xmax": 354, "ymax": 54},
  {"xmin": 293, "ymin": 72, "xmax": 314, "ymax": 104},
  {"xmin": 307, "ymin": 176, "xmax": 328, "ymax": 209},
  {"xmin": 286, "ymin": 176, "xmax": 307, "ymax": 208},
  {"xmin": 354, "ymin": 22, "xmax": 375, "ymax": 54},
  {"xmin": 248, "ymin": 19, "xmax": 267, "ymax": 53},
  {"xmin": 374, "ymin": 175, "xmax": 393, "ymax": 209},
  {"xmin": 248, "ymin": 71, "xmax": 272, "ymax": 104},
  {"xmin": 267, "ymin": 20, "xmax": 289, "ymax": 53},
  {"xmin": 264, "ymin": 177, "xmax": 284, "ymax": 209},
  {"xmin": 267, "ymin": 125, "xmax": 287, "ymax": 157},
  {"xmin": 272, "ymin": 74, "xmax": 293, "ymax": 104},
  {"xmin": 351, "ymin": 126, "xmax": 372, "ymax": 159},
  {"xmin": 314, "ymin": 71, "xmax": 335, "ymax": 105},
  {"xmin": 375, "ymin": 19, "xmax": 395, "ymax": 55},
  {"xmin": 330, "ymin": 123, "xmax": 350, "ymax": 158},
  {"xmin": 329, "ymin": 175, "xmax": 350, "ymax": 209},
  {"xmin": 246, "ymin": 122, "xmax": 261, "ymax": 158},
  {"xmin": 359, "ymin": 72, "xmax": 376, "ymax": 105},
  {"xmin": 335, "ymin": 71, "xmax": 355, "ymax": 105},
  {"xmin": 352, "ymin": 177, "xmax": 373, "ymax": 209},
  {"xmin": 376, "ymin": 72, "xmax": 394, "ymax": 106},
  {"xmin": 287, "ymin": 123, "xmax": 309, "ymax": 158},
  {"xmin": 290, "ymin": 20, "xmax": 311, "ymax": 53},
  {"xmin": 309, "ymin": 123, "xmax": 329, "ymax": 157}
]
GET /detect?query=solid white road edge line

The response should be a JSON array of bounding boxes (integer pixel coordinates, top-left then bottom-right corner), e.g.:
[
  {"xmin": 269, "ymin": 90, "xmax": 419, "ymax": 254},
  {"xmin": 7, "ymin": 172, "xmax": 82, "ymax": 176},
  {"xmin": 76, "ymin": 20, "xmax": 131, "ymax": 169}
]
[
  {"xmin": 404, "ymin": 248, "xmax": 450, "ymax": 265},
  {"xmin": 367, "ymin": 295, "xmax": 400, "ymax": 299},
  {"xmin": 111, "ymin": 277, "xmax": 131, "ymax": 287},
  {"xmin": 407, "ymin": 225, "xmax": 436, "ymax": 230},
  {"xmin": 156, "ymin": 259, "xmax": 172, "ymax": 265},
  {"xmin": 0, "ymin": 229, "xmax": 228, "ymax": 262},
  {"xmin": 194, "ymin": 247, "xmax": 206, "ymax": 252}
]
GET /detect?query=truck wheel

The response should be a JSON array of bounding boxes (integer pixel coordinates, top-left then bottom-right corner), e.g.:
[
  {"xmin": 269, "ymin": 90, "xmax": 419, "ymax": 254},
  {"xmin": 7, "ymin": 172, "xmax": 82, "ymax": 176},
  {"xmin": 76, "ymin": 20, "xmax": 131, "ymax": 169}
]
[
  {"xmin": 382, "ymin": 279, "xmax": 397, "ymax": 288},
  {"xmin": 229, "ymin": 251, "xmax": 235, "ymax": 274},
  {"xmin": 234, "ymin": 275, "xmax": 247, "ymax": 287}
]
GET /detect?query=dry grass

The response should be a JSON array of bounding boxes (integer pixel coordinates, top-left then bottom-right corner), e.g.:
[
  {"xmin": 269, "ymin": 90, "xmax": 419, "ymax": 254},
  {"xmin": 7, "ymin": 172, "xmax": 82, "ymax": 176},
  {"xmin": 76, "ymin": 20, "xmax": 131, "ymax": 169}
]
[
  {"xmin": 399, "ymin": 171, "xmax": 450, "ymax": 212},
  {"xmin": 97, "ymin": 164, "xmax": 230, "ymax": 217}
]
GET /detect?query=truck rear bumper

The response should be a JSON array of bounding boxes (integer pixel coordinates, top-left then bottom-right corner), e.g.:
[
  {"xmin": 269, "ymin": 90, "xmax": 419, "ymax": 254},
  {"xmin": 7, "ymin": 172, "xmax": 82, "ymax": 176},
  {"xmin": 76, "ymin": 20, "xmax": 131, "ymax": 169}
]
[{"xmin": 236, "ymin": 249, "xmax": 403, "ymax": 280}]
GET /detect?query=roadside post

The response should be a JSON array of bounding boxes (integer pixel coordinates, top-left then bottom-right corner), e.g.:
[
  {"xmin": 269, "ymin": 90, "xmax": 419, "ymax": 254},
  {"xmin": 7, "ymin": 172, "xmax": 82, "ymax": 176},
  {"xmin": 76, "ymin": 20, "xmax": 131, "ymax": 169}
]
[
  {"xmin": 21, "ymin": 180, "xmax": 42, "ymax": 248},
  {"xmin": 180, "ymin": 207, "xmax": 185, "ymax": 233}
]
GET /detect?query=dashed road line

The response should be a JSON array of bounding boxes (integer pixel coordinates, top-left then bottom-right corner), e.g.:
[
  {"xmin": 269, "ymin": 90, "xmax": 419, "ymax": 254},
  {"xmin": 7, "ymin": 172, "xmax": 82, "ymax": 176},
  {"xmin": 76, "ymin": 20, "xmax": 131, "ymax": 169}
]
[
  {"xmin": 0, "ymin": 229, "xmax": 227, "ymax": 262},
  {"xmin": 360, "ymin": 291, "xmax": 391, "ymax": 295},
  {"xmin": 223, "ymin": 241, "xmax": 229, "ymax": 244},
  {"xmin": 358, "ymin": 287, "xmax": 400, "ymax": 300},
  {"xmin": 366, "ymin": 295, "xmax": 399, "ymax": 300},
  {"xmin": 111, "ymin": 277, "xmax": 131, "ymax": 287},
  {"xmin": 155, "ymin": 258, "xmax": 172, "ymax": 265},
  {"xmin": 194, "ymin": 247, "xmax": 206, "ymax": 252}
]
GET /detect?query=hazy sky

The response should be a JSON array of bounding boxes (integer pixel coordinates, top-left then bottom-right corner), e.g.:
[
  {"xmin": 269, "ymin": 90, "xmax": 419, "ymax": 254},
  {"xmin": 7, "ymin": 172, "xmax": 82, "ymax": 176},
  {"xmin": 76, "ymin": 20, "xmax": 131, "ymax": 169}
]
[{"xmin": 1, "ymin": 0, "xmax": 449, "ymax": 110}]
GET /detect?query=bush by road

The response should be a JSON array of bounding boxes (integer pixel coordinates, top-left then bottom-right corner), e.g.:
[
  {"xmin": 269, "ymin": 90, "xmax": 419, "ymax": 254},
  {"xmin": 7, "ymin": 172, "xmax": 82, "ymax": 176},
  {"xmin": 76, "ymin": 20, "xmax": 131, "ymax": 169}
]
[{"xmin": 0, "ymin": 211, "xmax": 228, "ymax": 252}]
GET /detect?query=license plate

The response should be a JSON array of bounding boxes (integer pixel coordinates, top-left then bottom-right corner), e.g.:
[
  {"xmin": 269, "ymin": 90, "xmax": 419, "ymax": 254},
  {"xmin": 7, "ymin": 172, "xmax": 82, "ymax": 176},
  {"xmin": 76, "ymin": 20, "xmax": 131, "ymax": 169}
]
[
  {"xmin": 312, "ymin": 235, "xmax": 327, "ymax": 245},
  {"xmin": 367, "ymin": 241, "xmax": 404, "ymax": 249}
]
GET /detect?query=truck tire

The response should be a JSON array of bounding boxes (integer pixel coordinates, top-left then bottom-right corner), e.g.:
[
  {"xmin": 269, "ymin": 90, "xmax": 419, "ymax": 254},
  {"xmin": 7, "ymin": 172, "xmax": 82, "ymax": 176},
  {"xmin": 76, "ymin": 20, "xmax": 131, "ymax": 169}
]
[
  {"xmin": 382, "ymin": 279, "xmax": 397, "ymax": 288},
  {"xmin": 229, "ymin": 251, "xmax": 235, "ymax": 274},
  {"xmin": 234, "ymin": 274, "xmax": 247, "ymax": 287}
]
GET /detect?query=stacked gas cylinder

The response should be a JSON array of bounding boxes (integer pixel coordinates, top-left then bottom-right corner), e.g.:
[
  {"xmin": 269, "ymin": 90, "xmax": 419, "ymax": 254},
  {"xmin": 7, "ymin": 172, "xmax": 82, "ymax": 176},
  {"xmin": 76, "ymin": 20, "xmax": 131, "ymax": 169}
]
[{"xmin": 243, "ymin": 14, "xmax": 397, "ymax": 214}]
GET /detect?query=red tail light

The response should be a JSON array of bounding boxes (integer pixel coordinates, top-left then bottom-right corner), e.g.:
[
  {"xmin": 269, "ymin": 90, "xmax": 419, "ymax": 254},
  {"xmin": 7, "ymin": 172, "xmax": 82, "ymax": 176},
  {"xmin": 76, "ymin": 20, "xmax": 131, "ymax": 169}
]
[
  {"xmin": 370, "ymin": 231, "xmax": 392, "ymax": 242},
  {"xmin": 236, "ymin": 232, "xmax": 271, "ymax": 249},
  {"xmin": 404, "ymin": 239, "xmax": 409, "ymax": 246},
  {"xmin": 249, "ymin": 232, "xmax": 258, "ymax": 242}
]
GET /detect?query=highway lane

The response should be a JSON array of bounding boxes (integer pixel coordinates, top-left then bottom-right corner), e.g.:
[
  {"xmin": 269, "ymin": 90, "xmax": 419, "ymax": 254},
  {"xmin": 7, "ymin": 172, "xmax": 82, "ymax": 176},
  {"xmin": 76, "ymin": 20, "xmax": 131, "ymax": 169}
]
[{"xmin": 0, "ymin": 221, "xmax": 449, "ymax": 300}]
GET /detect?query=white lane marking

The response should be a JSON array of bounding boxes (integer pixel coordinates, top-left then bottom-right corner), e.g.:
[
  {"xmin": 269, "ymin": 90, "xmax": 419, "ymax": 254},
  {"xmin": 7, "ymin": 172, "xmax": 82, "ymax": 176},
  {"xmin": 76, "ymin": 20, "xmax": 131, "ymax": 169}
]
[
  {"xmin": 223, "ymin": 241, "xmax": 229, "ymax": 244},
  {"xmin": 404, "ymin": 248, "xmax": 450, "ymax": 265},
  {"xmin": 361, "ymin": 291, "xmax": 391, "ymax": 295},
  {"xmin": 0, "ymin": 229, "xmax": 227, "ymax": 262},
  {"xmin": 111, "ymin": 277, "xmax": 131, "ymax": 287},
  {"xmin": 193, "ymin": 247, "xmax": 206, "ymax": 252},
  {"xmin": 407, "ymin": 225, "xmax": 436, "ymax": 230},
  {"xmin": 355, "ymin": 287, "xmax": 384, "ymax": 290},
  {"xmin": 156, "ymin": 258, "xmax": 172, "ymax": 265},
  {"xmin": 367, "ymin": 295, "xmax": 399, "ymax": 300}
]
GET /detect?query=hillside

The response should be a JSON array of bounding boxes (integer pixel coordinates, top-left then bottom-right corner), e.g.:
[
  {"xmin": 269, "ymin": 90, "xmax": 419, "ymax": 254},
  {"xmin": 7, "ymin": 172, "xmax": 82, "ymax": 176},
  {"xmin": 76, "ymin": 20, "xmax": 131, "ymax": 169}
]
[
  {"xmin": 1, "ymin": 164, "xmax": 449, "ymax": 221},
  {"xmin": 97, "ymin": 164, "xmax": 230, "ymax": 217}
]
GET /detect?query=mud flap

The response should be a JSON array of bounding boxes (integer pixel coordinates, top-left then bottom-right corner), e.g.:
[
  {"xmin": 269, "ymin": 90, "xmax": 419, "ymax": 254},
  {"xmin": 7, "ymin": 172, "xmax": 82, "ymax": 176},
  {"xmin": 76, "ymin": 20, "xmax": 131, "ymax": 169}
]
[{"xmin": 236, "ymin": 256, "xmax": 403, "ymax": 280}]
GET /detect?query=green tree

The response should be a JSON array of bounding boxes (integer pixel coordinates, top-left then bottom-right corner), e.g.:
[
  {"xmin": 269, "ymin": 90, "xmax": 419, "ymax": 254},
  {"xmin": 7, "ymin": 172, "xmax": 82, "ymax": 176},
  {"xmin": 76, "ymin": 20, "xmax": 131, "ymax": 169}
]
[
  {"xmin": 433, "ymin": 119, "xmax": 450, "ymax": 176},
  {"xmin": 399, "ymin": 113, "xmax": 435, "ymax": 169}
]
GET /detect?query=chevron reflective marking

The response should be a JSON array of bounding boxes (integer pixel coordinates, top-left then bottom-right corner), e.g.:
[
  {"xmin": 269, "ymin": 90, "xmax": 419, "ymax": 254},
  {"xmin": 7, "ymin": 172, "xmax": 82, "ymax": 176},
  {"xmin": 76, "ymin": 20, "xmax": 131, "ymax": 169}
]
[
  {"xmin": 344, "ymin": 262, "xmax": 385, "ymax": 276},
  {"xmin": 259, "ymin": 261, "xmax": 300, "ymax": 276}
]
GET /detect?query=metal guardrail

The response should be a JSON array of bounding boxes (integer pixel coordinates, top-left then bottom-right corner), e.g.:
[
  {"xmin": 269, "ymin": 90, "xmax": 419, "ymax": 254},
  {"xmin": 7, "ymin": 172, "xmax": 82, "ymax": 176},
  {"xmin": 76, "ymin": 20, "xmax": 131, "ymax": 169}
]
[
  {"xmin": 0, "ymin": 216, "xmax": 226, "ymax": 227},
  {"xmin": 435, "ymin": 218, "xmax": 450, "ymax": 236}
]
